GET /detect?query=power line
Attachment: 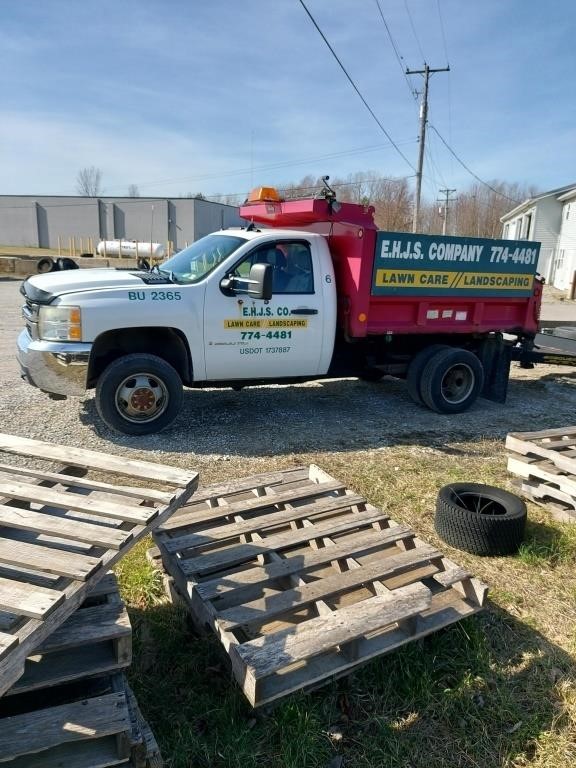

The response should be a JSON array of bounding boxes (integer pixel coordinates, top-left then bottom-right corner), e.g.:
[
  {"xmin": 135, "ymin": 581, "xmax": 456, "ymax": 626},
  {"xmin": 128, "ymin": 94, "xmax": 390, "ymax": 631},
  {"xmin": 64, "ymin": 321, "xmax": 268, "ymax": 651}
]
[
  {"xmin": 0, "ymin": 176, "xmax": 416, "ymax": 211},
  {"xmin": 403, "ymin": 0, "xmax": 426, "ymax": 62},
  {"xmin": 373, "ymin": 0, "xmax": 418, "ymax": 101},
  {"xmin": 428, "ymin": 124, "xmax": 521, "ymax": 203},
  {"xmin": 106, "ymin": 137, "xmax": 417, "ymax": 193},
  {"xmin": 436, "ymin": 0, "xmax": 449, "ymax": 63},
  {"xmin": 297, "ymin": 0, "xmax": 416, "ymax": 172}
]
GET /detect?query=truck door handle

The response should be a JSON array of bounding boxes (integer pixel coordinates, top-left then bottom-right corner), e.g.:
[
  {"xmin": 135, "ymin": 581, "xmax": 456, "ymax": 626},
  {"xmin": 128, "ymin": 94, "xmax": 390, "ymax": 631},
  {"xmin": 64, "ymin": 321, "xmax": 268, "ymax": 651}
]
[{"xmin": 290, "ymin": 308, "xmax": 318, "ymax": 315}]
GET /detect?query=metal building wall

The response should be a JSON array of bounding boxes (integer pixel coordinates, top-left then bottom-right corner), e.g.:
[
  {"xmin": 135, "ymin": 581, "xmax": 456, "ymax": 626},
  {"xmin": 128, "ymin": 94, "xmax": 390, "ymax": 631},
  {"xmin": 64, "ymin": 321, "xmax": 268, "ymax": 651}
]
[
  {"xmin": 0, "ymin": 197, "xmax": 39, "ymax": 247},
  {"xmin": 0, "ymin": 195, "xmax": 241, "ymax": 250},
  {"xmin": 35, "ymin": 197, "xmax": 100, "ymax": 249},
  {"xmin": 193, "ymin": 198, "xmax": 243, "ymax": 239}
]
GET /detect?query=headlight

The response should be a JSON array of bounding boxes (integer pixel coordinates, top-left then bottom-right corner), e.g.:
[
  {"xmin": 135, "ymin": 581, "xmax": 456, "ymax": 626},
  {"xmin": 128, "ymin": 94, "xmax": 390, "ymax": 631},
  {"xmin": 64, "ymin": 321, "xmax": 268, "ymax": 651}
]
[{"xmin": 38, "ymin": 306, "xmax": 82, "ymax": 341}]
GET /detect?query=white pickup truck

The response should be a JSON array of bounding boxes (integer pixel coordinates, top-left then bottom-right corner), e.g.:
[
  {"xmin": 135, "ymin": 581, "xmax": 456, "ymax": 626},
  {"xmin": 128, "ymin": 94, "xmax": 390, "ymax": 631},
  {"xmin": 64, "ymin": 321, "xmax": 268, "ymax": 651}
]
[
  {"xmin": 17, "ymin": 187, "xmax": 542, "ymax": 435},
  {"xmin": 18, "ymin": 227, "xmax": 337, "ymax": 434}
]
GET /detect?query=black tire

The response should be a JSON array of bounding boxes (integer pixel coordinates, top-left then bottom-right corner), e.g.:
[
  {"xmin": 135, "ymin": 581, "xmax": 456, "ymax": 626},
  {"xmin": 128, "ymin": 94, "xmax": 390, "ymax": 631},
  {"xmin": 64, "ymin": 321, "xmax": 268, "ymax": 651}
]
[
  {"xmin": 95, "ymin": 354, "xmax": 183, "ymax": 435},
  {"xmin": 56, "ymin": 257, "xmax": 79, "ymax": 271},
  {"xmin": 37, "ymin": 257, "xmax": 55, "ymax": 274},
  {"xmin": 435, "ymin": 483, "xmax": 527, "ymax": 556},
  {"xmin": 137, "ymin": 257, "xmax": 151, "ymax": 271},
  {"xmin": 420, "ymin": 347, "xmax": 484, "ymax": 414},
  {"xmin": 406, "ymin": 344, "xmax": 450, "ymax": 405}
]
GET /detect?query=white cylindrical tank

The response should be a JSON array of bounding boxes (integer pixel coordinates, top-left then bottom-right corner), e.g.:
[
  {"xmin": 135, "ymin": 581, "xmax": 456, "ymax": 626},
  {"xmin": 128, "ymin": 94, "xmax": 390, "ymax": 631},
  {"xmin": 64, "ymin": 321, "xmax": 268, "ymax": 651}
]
[{"xmin": 96, "ymin": 240, "xmax": 166, "ymax": 258}]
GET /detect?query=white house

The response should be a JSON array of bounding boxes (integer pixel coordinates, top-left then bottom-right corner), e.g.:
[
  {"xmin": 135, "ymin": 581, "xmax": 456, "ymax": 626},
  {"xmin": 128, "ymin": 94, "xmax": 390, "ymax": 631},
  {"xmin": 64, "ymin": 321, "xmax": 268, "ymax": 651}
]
[{"xmin": 500, "ymin": 182, "xmax": 576, "ymax": 290}]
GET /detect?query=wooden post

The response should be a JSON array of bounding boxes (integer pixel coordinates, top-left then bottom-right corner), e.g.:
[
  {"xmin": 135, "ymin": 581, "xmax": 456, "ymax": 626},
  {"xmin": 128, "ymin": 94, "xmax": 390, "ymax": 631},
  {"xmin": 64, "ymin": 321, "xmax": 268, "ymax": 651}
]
[
  {"xmin": 57, "ymin": 236, "xmax": 61, "ymax": 257},
  {"xmin": 570, "ymin": 270, "xmax": 576, "ymax": 301},
  {"xmin": 119, "ymin": 240, "xmax": 122, "ymax": 258},
  {"xmin": 135, "ymin": 240, "xmax": 139, "ymax": 262},
  {"xmin": 103, "ymin": 240, "xmax": 107, "ymax": 258},
  {"xmin": 68, "ymin": 237, "xmax": 72, "ymax": 258}
]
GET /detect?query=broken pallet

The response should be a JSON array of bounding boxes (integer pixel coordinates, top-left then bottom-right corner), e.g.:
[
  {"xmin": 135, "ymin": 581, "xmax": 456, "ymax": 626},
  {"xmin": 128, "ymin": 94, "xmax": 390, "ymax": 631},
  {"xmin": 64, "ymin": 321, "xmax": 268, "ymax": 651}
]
[
  {"xmin": 0, "ymin": 432, "xmax": 198, "ymax": 696},
  {"xmin": 153, "ymin": 465, "xmax": 487, "ymax": 707}
]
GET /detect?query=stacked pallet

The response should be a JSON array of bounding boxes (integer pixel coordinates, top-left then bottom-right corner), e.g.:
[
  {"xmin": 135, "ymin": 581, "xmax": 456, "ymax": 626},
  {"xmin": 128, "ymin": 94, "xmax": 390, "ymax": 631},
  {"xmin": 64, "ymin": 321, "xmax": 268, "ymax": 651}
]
[
  {"xmin": 0, "ymin": 574, "xmax": 161, "ymax": 767},
  {"xmin": 0, "ymin": 432, "xmax": 198, "ymax": 766},
  {"xmin": 153, "ymin": 465, "xmax": 487, "ymax": 707},
  {"xmin": 506, "ymin": 426, "xmax": 576, "ymax": 523}
]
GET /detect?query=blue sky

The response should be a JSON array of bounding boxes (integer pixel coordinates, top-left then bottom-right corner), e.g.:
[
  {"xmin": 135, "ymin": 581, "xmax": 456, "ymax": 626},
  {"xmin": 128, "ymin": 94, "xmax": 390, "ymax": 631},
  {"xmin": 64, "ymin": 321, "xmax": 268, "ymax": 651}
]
[{"xmin": 1, "ymin": 0, "xmax": 574, "ymax": 201}]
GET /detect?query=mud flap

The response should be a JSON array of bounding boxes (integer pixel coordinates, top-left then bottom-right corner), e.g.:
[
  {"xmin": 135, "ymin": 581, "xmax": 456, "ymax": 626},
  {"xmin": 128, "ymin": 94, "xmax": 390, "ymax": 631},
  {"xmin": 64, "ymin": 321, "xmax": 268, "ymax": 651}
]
[{"xmin": 477, "ymin": 337, "xmax": 512, "ymax": 403}]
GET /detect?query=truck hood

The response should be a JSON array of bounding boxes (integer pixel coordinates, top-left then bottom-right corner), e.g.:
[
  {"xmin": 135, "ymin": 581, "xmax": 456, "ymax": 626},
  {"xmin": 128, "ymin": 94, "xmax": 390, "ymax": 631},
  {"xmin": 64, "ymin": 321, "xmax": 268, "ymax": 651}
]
[{"xmin": 21, "ymin": 268, "xmax": 169, "ymax": 303}]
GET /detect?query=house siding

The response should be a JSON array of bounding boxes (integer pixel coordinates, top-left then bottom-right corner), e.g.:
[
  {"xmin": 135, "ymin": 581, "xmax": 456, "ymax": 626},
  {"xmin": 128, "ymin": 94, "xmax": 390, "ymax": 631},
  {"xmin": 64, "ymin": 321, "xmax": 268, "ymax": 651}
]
[{"xmin": 555, "ymin": 197, "xmax": 576, "ymax": 289}]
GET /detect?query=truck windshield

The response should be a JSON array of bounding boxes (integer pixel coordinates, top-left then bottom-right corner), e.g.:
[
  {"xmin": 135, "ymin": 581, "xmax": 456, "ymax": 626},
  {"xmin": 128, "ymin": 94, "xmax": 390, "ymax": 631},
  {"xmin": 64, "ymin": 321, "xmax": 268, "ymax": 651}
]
[{"xmin": 159, "ymin": 233, "xmax": 247, "ymax": 284}]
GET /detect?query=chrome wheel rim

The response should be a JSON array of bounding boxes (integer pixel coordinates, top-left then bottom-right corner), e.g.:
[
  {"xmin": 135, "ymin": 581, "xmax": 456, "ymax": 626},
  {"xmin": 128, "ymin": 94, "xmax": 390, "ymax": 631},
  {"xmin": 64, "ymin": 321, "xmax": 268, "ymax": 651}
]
[
  {"xmin": 440, "ymin": 363, "xmax": 475, "ymax": 405},
  {"xmin": 115, "ymin": 373, "xmax": 169, "ymax": 423}
]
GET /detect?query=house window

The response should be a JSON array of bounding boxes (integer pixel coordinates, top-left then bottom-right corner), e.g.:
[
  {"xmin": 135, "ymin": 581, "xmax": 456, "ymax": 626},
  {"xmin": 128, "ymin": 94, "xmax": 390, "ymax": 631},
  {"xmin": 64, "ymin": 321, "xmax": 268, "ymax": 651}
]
[
  {"xmin": 523, "ymin": 213, "xmax": 532, "ymax": 239},
  {"xmin": 503, "ymin": 223, "xmax": 509, "ymax": 238},
  {"xmin": 566, "ymin": 204, "xmax": 571, "ymax": 220},
  {"xmin": 515, "ymin": 218, "xmax": 523, "ymax": 238}
]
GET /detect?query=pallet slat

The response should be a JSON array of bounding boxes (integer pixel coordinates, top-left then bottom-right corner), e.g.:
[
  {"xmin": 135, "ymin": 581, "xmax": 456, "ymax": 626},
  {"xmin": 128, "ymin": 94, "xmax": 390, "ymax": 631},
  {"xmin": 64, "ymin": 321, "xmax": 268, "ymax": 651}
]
[
  {"xmin": 0, "ymin": 433, "xmax": 192, "ymax": 487},
  {"xmin": 0, "ymin": 577, "xmax": 64, "ymax": 619},
  {"xmin": 0, "ymin": 537, "xmax": 101, "ymax": 581},
  {"xmin": 0, "ymin": 504, "xmax": 131, "ymax": 550},
  {"xmin": 235, "ymin": 582, "xmax": 432, "ymax": 679}
]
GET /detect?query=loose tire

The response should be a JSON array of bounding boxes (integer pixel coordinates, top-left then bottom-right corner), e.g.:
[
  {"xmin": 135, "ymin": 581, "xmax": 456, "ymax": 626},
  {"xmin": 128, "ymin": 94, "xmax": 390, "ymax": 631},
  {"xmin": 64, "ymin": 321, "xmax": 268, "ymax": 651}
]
[
  {"xmin": 37, "ymin": 257, "xmax": 55, "ymax": 274},
  {"xmin": 420, "ymin": 347, "xmax": 484, "ymax": 414},
  {"xmin": 406, "ymin": 344, "xmax": 450, "ymax": 405},
  {"xmin": 95, "ymin": 354, "xmax": 183, "ymax": 435},
  {"xmin": 435, "ymin": 483, "xmax": 527, "ymax": 556}
]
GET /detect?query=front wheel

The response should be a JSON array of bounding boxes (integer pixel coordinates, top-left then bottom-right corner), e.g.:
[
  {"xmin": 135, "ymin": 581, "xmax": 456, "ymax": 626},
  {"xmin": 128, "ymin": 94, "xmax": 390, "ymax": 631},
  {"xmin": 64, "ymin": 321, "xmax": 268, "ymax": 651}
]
[{"xmin": 95, "ymin": 354, "xmax": 183, "ymax": 435}]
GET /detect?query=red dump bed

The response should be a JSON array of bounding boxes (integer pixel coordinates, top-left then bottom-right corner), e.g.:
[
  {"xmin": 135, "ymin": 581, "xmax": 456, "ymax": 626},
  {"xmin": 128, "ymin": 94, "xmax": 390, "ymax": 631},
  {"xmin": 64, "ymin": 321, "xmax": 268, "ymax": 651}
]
[{"xmin": 240, "ymin": 196, "xmax": 542, "ymax": 340}]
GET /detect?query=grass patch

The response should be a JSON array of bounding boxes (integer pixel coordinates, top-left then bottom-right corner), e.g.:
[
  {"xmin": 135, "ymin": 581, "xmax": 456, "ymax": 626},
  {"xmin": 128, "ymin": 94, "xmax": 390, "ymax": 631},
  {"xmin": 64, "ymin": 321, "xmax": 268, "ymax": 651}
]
[
  {"xmin": 517, "ymin": 525, "xmax": 576, "ymax": 567},
  {"xmin": 116, "ymin": 439, "xmax": 576, "ymax": 767}
]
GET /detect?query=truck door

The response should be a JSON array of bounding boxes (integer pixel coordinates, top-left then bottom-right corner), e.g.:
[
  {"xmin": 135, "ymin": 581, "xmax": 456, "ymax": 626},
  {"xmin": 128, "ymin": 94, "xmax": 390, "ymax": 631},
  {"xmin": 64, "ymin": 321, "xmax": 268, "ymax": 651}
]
[{"xmin": 204, "ymin": 238, "xmax": 325, "ymax": 380}]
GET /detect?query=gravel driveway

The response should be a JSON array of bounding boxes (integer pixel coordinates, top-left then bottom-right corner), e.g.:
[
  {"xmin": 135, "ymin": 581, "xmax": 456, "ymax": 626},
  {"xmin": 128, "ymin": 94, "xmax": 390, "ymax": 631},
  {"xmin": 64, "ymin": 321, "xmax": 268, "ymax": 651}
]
[{"xmin": 2, "ymin": 277, "xmax": 575, "ymax": 481}]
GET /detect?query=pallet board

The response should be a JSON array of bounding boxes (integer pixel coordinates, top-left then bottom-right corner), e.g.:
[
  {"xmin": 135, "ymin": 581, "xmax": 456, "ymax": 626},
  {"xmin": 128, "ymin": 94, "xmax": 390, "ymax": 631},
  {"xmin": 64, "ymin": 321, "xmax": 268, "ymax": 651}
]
[
  {"xmin": 153, "ymin": 465, "xmax": 487, "ymax": 707},
  {"xmin": 506, "ymin": 426, "xmax": 576, "ymax": 476},
  {"xmin": 0, "ymin": 432, "xmax": 198, "ymax": 696}
]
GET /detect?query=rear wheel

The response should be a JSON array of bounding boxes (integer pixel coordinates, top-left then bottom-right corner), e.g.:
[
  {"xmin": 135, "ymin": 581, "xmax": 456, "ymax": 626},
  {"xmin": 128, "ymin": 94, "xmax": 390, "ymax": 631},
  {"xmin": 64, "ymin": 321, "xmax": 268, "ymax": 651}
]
[
  {"xmin": 406, "ymin": 344, "xmax": 450, "ymax": 405},
  {"xmin": 420, "ymin": 347, "xmax": 484, "ymax": 414},
  {"xmin": 95, "ymin": 353, "xmax": 183, "ymax": 435}
]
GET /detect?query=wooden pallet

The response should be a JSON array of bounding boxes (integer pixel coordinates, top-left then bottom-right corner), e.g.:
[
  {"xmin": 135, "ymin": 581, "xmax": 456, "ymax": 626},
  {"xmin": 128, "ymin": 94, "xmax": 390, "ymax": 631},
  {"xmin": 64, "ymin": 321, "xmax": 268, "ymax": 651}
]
[
  {"xmin": 0, "ymin": 573, "xmax": 162, "ymax": 767},
  {"xmin": 507, "ymin": 438, "xmax": 576, "ymax": 524},
  {"xmin": 506, "ymin": 426, "xmax": 576, "ymax": 475},
  {"xmin": 511, "ymin": 478, "xmax": 576, "ymax": 524},
  {"xmin": 5, "ymin": 572, "xmax": 131, "ymax": 698},
  {"xmin": 0, "ymin": 432, "xmax": 198, "ymax": 696},
  {"xmin": 153, "ymin": 465, "xmax": 487, "ymax": 707}
]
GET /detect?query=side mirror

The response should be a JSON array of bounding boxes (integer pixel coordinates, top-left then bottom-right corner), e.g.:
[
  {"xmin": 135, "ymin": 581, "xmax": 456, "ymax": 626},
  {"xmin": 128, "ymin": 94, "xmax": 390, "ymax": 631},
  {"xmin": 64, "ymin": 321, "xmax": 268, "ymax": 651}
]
[
  {"xmin": 220, "ymin": 263, "xmax": 273, "ymax": 300},
  {"xmin": 247, "ymin": 263, "xmax": 273, "ymax": 300}
]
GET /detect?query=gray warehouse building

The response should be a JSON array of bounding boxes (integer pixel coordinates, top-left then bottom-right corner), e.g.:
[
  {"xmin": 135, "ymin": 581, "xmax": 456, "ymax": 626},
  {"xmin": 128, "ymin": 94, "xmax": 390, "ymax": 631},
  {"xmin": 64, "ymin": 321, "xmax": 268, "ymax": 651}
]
[{"xmin": 0, "ymin": 195, "xmax": 243, "ymax": 250}]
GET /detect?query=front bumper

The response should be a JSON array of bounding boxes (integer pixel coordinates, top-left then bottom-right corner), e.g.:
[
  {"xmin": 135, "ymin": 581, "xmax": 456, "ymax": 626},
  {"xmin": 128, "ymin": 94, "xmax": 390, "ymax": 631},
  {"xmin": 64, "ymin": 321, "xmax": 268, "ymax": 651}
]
[{"xmin": 17, "ymin": 329, "xmax": 92, "ymax": 397}]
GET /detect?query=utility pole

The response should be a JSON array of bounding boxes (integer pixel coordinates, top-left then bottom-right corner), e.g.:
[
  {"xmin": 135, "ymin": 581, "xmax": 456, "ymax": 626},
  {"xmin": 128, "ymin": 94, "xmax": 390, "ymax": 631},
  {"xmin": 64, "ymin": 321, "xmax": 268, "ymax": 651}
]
[
  {"xmin": 438, "ymin": 187, "xmax": 457, "ymax": 235},
  {"xmin": 406, "ymin": 63, "xmax": 450, "ymax": 232}
]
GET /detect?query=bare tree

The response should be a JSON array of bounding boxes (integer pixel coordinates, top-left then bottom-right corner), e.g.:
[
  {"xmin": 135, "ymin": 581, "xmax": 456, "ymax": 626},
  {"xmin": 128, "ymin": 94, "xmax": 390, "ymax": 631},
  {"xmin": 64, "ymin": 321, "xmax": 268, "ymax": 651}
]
[
  {"xmin": 127, "ymin": 184, "xmax": 140, "ymax": 197},
  {"xmin": 76, "ymin": 166, "xmax": 102, "ymax": 196}
]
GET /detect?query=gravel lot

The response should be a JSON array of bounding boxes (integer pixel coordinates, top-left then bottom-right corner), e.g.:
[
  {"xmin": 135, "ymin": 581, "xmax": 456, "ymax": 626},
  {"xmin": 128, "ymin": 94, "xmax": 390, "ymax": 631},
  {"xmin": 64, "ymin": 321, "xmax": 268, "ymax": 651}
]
[{"xmin": 1, "ymin": 276, "xmax": 575, "ymax": 483}]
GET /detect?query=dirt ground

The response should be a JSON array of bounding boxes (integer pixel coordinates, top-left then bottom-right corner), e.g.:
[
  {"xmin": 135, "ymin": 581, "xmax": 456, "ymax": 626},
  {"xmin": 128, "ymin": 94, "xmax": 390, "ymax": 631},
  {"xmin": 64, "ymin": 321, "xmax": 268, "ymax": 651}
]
[{"xmin": 1, "ymin": 277, "xmax": 575, "ymax": 472}]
